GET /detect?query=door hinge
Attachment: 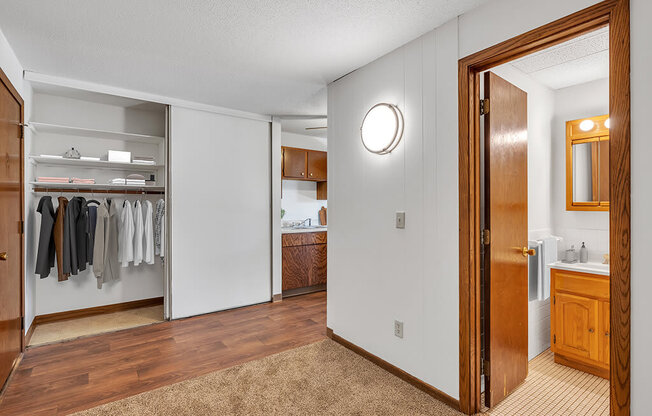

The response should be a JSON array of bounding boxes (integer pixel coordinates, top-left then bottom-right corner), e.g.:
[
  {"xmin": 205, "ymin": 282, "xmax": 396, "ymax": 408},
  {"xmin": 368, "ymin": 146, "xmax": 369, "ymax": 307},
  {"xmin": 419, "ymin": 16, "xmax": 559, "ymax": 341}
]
[
  {"xmin": 19, "ymin": 220, "xmax": 24, "ymax": 235},
  {"xmin": 480, "ymin": 99, "xmax": 490, "ymax": 115},
  {"xmin": 553, "ymin": 334, "xmax": 556, "ymax": 344},
  {"xmin": 482, "ymin": 229, "xmax": 491, "ymax": 245},
  {"xmin": 553, "ymin": 295, "xmax": 556, "ymax": 305},
  {"xmin": 21, "ymin": 317, "xmax": 24, "ymax": 330},
  {"xmin": 483, "ymin": 359, "xmax": 490, "ymax": 376}
]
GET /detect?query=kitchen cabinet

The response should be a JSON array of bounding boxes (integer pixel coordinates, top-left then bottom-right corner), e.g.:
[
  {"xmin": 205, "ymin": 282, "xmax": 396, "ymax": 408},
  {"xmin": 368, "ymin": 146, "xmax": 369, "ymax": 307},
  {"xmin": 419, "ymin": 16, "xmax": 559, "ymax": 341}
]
[
  {"xmin": 282, "ymin": 231, "xmax": 327, "ymax": 295},
  {"xmin": 551, "ymin": 268, "xmax": 609, "ymax": 378},
  {"xmin": 282, "ymin": 146, "xmax": 327, "ymax": 182}
]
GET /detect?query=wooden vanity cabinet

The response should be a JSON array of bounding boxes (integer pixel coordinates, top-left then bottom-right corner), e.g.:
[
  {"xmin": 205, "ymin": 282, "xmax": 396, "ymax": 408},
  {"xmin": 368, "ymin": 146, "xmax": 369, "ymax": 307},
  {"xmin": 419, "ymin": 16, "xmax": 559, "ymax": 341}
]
[
  {"xmin": 551, "ymin": 268, "xmax": 610, "ymax": 378},
  {"xmin": 282, "ymin": 232, "xmax": 327, "ymax": 295}
]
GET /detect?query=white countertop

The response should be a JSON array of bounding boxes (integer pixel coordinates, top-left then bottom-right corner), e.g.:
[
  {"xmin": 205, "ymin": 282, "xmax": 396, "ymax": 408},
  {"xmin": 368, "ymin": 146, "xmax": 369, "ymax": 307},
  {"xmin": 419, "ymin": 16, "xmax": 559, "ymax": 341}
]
[
  {"xmin": 548, "ymin": 261, "xmax": 610, "ymax": 276},
  {"xmin": 281, "ymin": 227, "xmax": 327, "ymax": 234}
]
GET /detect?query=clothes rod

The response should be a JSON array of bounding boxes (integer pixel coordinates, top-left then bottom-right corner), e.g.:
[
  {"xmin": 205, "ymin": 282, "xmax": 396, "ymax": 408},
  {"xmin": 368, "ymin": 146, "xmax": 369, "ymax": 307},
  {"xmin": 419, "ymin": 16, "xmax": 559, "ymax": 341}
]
[{"xmin": 32, "ymin": 187, "xmax": 165, "ymax": 195}]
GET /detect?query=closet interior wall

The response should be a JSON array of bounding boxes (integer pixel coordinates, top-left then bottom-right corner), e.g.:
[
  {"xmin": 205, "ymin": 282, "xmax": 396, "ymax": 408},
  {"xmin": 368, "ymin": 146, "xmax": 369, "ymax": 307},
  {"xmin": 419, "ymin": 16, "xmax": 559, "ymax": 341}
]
[{"xmin": 26, "ymin": 88, "xmax": 167, "ymax": 319}]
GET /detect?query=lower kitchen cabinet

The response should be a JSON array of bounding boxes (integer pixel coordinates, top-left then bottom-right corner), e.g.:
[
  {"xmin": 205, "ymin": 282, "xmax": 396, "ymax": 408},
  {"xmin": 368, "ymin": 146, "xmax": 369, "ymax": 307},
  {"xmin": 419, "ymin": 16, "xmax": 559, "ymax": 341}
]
[{"xmin": 282, "ymin": 232, "xmax": 327, "ymax": 295}]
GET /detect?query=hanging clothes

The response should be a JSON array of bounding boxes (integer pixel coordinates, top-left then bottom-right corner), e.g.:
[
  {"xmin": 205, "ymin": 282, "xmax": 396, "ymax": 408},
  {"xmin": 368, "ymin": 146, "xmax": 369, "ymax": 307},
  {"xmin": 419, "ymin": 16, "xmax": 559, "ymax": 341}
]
[
  {"xmin": 87, "ymin": 202, "xmax": 99, "ymax": 265},
  {"xmin": 63, "ymin": 196, "xmax": 85, "ymax": 276},
  {"xmin": 120, "ymin": 200, "xmax": 135, "ymax": 267},
  {"xmin": 93, "ymin": 199, "xmax": 120, "ymax": 288},
  {"xmin": 75, "ymin": 197, "xmax": 89, "ymax": 271},
  {"xmin": 133, "ymin": 200, "xmax": 144, "ymax": 266},
  {"xmin": 154, "ymin": 199, "xmax": 165, "ymax": 258},
  {"xmin": 35, "ymin": 196, "xmax": 56, "ymax": 278},
  {"xmin": 143, "ymin": 200, "xmax": 154, "ymax": 265},
  {"xmin": 54, "ymin": 196, "xmax": 69, "ymax": 281}
]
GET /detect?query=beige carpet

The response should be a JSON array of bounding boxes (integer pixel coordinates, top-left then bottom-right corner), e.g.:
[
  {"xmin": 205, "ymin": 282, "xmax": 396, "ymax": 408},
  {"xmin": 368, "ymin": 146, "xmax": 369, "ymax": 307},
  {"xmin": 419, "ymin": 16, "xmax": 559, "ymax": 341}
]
[
  {"xmin": 29, "ymin": 305, "xmax": 164, "ymax": 347},
  {"xmin": 74, "ymin": 339, "xmax": 463, "ymax": 416}
]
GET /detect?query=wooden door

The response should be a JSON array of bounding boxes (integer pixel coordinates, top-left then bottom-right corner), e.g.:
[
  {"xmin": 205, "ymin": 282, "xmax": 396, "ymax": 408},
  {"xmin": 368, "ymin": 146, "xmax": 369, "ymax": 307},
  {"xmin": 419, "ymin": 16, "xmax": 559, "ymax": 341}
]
[
  {"xmin": 600, "ymin": 301, "xmax": 610, "ymax": 365},
  {"xmin": 553, "ymin": 293, "xmax": 600, "ymax": 361},
  {"xmin": 483, "ymin": 72, "xmax": 528, "ymax": 408},
  {"xmin": 307, "ymin": 151, "xmax": 327, "ymax": 181},
  {"xmin": 282, "ymin": 147, "xmax": 307, "ymax": 179},
  {"xmin": 0, "ymin": 70, "xmax": 23, "ymax": 389}
]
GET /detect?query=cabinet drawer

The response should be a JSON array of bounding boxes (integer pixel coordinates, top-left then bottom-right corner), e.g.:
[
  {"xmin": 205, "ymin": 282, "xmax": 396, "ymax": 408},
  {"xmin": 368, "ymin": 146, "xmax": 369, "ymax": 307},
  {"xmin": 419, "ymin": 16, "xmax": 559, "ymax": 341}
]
[
  {"xmin": 282, "ymin": 232, "xmax": 327, "ymax": 247},
  {"xmin": 552, "ymin": 269, "xmax": 609, "ymax": 300}
]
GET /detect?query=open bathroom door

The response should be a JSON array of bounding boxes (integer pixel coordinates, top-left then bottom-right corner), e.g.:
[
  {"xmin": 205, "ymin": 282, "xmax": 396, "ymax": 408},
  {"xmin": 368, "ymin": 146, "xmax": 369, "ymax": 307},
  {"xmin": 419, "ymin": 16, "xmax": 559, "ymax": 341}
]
[{"xmin": 483, "ymin": 71, "xmax": 529, "ymax": 408}]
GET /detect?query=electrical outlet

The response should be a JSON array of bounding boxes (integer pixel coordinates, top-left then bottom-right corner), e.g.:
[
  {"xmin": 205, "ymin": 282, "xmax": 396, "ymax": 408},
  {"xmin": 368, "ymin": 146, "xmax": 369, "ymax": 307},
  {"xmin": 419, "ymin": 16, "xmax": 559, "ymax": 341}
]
[
  {"xmin": 394, "ymin": 320, "xmax": 404, "ymax": 338},
  {"xmin": 396, "ymin": 211, "xmax": 405, "ymax": 229}
]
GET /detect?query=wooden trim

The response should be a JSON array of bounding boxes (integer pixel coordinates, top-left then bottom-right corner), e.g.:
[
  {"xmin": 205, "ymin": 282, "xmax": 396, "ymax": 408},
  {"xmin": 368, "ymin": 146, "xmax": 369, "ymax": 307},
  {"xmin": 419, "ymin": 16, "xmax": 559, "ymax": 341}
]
[
  {"xmin": 272, "ymin": 293, "xmax": 283, "ymax": 303},
  {"xmin": 0, "ymin": 353, "xmax": 23, "ymax": 405},
  {"xmin": 458, "ymin": 1, "xmax": 630, "ymax": 414},
  {"xmin": 32, "ymin": 297, "xmax": 164, "ymax": 326},
  {"xmin": 0, "ymin": 66, "xmax": 25, "ymax": 355},
  {"xmin": 555, "ymin": 353, "xmax": 609, "ymax": 380},
  {"xmin": 282, "ymin": 284, "xmax": 326, "ymax": 298},
  {"xmin": 24, "ymin": 324, "xmax": 35, "ymax": 347},
  {"xmin": 326, "ymin": 327, "xmax": 461, "ymax": 411}
]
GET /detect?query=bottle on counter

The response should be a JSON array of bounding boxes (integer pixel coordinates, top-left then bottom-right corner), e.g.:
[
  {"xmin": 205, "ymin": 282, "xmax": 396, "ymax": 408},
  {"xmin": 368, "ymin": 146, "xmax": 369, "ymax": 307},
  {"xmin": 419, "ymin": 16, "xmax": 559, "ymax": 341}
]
[{"xmin": 580, "ymin": 242, "xmax": 588, "ymax": 263}]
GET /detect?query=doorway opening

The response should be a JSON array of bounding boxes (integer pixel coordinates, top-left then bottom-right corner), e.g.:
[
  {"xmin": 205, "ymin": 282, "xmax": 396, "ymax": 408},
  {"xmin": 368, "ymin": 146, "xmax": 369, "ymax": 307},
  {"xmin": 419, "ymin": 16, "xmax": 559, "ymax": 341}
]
[{"xmin": 458, "ymin": 1, "xmax": 630, "ymax": 415}]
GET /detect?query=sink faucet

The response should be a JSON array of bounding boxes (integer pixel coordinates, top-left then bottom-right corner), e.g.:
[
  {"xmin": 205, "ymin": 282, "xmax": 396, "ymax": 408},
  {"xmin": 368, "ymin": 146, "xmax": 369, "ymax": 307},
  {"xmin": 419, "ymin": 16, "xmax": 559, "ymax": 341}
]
[{"xmin": 299, "ymin": 218, "xmax": 312, "ymax": 227}]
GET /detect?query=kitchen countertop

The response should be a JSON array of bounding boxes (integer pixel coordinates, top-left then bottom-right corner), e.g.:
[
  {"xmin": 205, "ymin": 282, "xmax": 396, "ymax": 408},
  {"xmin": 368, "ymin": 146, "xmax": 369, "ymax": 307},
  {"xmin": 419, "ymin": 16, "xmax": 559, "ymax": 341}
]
[
  {"xmin": 547, "ymin": 261, "xmax": 610, "ymax": 276},
  {"xmin": 281, "ymin": 227, "xmax": 327, "ymax": 234}
]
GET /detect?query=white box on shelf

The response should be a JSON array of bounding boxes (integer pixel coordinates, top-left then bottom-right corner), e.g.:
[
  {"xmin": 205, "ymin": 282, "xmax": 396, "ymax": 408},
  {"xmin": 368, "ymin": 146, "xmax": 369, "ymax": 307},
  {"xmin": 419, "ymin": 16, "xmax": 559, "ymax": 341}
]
[{"xmin": 108, "ymin": 150, "xmax": 131, "ymax": 163}]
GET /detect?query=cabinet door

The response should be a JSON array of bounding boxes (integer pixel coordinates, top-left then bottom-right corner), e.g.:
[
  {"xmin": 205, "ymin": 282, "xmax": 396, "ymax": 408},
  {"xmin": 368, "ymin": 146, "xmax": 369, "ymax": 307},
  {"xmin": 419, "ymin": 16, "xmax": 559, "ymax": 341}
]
[
  {"xmin": 600, "ymin": 301, "xmax": 610, "ymax": 365},
  {"xmin": 307, "ymin": 151, "xmax": 327, "ymax": 181},
  {"xmin": 282, "ymin": 246, "xmax": 310, "ymax": 290},
  {"xmin": 308, "ymin": 244, "xmax": 327, "ymax": 286},
  {"xmin": 553, "ymin": 293, "xmax": 600, "ymax": 361},
  {"xmin": 283, "ymin": 147, "xmax": 307, "ymax": 179}
]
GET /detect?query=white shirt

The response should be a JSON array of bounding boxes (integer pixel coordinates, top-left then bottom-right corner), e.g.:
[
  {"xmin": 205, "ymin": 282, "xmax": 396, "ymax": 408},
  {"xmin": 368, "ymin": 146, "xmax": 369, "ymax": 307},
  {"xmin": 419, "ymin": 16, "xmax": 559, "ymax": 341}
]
[
  {"xmin": 120, "ymin": 200, "xmax": 134, "ymax": 267},
  {"xmin": 143, "ymin": 200, "xmax": 155, "ymax": 265},
  {"xmin": 133, "ymin": 200, "xmax": 144, "ymax": 266}
]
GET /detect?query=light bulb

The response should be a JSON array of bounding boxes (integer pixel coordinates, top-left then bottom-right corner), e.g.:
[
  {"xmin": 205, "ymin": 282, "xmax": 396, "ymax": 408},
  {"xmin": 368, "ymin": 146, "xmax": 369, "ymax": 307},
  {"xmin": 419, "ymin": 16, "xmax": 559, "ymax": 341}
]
[{"xmin": 579, "ymin": 119, "xmax": 595, "ymax": 132}]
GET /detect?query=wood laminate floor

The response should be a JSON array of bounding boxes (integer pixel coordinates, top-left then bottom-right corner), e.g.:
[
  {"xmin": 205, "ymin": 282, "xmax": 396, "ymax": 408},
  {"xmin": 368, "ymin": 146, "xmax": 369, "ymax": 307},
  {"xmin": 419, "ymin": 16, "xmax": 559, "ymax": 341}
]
[{"xmin": 0, "ymin": 292, "xmax": 327, "ymax": 415}]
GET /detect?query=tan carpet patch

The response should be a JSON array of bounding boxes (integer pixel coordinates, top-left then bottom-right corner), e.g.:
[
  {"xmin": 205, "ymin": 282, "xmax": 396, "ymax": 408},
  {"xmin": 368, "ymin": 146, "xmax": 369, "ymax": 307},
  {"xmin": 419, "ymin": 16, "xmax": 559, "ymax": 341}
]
[{"xmin": 74, "ymin": 339, "xmax": 462, "ymax": 416}]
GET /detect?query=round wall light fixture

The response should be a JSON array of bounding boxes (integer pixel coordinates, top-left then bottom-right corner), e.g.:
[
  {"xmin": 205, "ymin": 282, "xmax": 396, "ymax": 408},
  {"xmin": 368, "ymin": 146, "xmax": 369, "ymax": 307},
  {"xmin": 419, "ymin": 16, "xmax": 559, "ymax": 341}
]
[
  {"xmin": 604, "ymin": 118, "xmax": 610, "ymax": 129},
  {"xmin": 360, "ymin": 103, "xmax": 404, "ymax": 154},
  {"xmin": 579, "ymin": 119, "xmax": 595, "ymax": 132}
]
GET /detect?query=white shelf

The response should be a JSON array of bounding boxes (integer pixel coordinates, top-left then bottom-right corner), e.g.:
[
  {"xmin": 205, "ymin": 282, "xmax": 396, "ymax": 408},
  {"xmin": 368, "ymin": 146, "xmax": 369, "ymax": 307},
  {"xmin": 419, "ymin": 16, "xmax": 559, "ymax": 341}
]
[
  {"xmin": 30, "ymin": 182, "xmax": 164, "ymax": 193},
  {"xmin": 29, "ymin": 121, "xmax": 165, "ymax": 144},
  {"xmin": 29, "ymin": 155, "xmax": 162, "ymax": 172}
]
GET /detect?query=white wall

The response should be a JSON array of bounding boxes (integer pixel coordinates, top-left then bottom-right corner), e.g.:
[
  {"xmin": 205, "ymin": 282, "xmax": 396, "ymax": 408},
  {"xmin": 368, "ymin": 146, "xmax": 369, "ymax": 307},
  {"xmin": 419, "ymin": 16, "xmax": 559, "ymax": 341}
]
[
  {"xmin": 551, "ymin": 78, "xmax": 610, "ymax": 262},
  {"xmin": 281, "ymin": 131, "xmax": 327, "ymax": 224},
  {"xmin": 328, "ymin": 19, "xmax": 460, "ymax": 398},
  {"xmin": 0, "ymin": 28, "xmax": 36, "ymax": 329},
  {"xmin": 169, "ymin": 106, "xmax": 271, "ymax": 319},
  {"xmin": 329, "ymin": 0, "xmax": 651, "ymax": 408}
]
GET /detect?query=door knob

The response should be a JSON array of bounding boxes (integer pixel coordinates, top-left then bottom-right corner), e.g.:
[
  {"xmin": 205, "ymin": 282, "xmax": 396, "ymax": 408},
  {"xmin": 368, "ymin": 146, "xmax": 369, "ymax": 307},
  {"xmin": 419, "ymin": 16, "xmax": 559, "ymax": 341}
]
[
  {"xmin": 0, "ymin": 252, "xmax": 7, "ymax": 261},
  {"xmin": 512, "ymin": 247, "xmax": 536, "ymax": 257},
  {"xmin": 589, "ymin": 328, "xmax": 595, "ymax": 333}
]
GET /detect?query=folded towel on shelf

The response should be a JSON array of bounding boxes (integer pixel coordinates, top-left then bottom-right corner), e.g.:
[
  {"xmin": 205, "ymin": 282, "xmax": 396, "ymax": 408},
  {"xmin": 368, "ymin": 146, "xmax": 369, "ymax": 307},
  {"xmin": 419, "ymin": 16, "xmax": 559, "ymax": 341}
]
[
  {"xmin": 109, "ymin": 178, "xmax": 126, "ymax": 185},
  {"xmin": 37, "ymin": 177, "xmax": 70, "ymax": 183},
  {"xmin": 80, "ymin": 156, "xmax": 101, "ymax": 161},
  {"xmin": 126, "ymin": 174, "xmax": 146, "ymax": 180},
  {"xmin": 71, "ymin": 178, "xmax": 96, "ymax": 184},
  {"xmin": 132, "ymin": 156, "xmax": 155, "ymax": 165},
  {"xmin": 39, "ymin": 154, "xmax": 64, "ymax": 159},
  {"xmin": 126, "ymin": 180, "xmax": 146, "ymax": 186}
]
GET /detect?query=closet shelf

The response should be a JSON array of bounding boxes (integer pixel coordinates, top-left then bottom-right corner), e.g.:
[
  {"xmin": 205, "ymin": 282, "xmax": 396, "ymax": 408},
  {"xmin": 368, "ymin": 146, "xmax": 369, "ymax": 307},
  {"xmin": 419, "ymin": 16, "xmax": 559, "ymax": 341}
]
[
  {"xmin": 30, "ymin": 182, "xmax": 165, "ymax": 194},
  {"xmin": 29, "ymin": 122, "xmax": 165, "ymax": 144},
  {"xmin": 29, "ymin": 156, "xmax": 163, "ymax": 172}
]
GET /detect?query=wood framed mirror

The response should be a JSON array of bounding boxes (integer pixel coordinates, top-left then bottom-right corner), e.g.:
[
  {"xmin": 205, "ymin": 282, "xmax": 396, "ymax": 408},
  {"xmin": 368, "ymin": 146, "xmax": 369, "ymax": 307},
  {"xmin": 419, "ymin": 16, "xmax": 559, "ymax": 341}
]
[{"xmin": 566, "ymin": 114, "xmax": 610, "ymax": 211}]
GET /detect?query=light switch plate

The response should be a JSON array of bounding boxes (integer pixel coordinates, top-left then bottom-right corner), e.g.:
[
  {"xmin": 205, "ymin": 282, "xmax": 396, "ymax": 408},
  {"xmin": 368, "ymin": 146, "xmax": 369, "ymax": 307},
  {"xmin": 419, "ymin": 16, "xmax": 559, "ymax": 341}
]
[
  {"xmin": 396, "ymin": 211, "xmax": 405, "ymax": 229},
  {"xmin": 394, "ymin": 320, "xmax": 404, "ymax": 338}
]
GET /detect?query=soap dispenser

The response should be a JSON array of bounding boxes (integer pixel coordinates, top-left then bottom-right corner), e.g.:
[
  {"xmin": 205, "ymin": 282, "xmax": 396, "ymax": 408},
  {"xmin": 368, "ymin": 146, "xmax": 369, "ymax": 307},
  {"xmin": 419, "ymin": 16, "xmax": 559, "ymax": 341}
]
[{"xmin": 580, "ymin": 242, "xmax": 588, "ymax": 263}]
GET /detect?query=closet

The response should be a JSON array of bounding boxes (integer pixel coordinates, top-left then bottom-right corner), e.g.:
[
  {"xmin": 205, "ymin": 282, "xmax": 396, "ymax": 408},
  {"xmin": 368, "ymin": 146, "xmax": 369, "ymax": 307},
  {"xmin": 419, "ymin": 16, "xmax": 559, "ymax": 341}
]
[{"xmin": 26, "ymin": 80, "xmax": 169, "ymax": 345}]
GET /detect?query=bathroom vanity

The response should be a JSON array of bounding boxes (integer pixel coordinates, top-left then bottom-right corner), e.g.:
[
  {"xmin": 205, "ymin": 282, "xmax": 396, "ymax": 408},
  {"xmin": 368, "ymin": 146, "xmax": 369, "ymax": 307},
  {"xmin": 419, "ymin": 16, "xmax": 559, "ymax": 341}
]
[{"xmin": 550, "ymin": 263, "xmax": 610, "ymax": 379}]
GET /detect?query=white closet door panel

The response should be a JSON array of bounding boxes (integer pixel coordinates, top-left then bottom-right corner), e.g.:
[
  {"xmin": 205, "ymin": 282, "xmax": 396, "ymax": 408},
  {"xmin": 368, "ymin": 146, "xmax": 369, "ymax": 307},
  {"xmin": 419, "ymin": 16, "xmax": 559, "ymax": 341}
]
[{"xmin": 170, "ymin": 107, "xmax": 271, "ymax": 319}]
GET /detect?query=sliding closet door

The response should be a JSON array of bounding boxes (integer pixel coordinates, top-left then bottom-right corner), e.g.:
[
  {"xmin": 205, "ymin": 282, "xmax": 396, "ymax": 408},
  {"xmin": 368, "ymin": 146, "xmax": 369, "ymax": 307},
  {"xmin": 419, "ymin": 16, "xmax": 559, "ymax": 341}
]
[{"xmin": 169, "ymin": 107, "xmax": 271, "ymax": 319}]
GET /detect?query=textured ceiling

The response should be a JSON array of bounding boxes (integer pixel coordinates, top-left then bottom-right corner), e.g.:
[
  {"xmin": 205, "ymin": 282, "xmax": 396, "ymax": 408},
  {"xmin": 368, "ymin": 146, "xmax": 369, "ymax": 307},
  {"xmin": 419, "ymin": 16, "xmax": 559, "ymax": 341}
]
[
  {"xmin": 0, "ymin": 0, "xmax": 487, "ymax": 116},
  {"xmin": 509, "ymin": 27, "xmax": 609, "ymax": 89}
]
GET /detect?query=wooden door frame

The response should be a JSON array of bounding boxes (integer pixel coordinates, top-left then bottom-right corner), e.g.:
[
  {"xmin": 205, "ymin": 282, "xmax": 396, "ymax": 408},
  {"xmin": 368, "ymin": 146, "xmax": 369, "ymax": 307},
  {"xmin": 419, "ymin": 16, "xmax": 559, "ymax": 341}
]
[
  {"xmin": 457, "ymin": 0, "xmax": 630, "ymax": 414},
  {"xmin": 0, "ymin": 65, "xmax": 25, "ymax": 395}
]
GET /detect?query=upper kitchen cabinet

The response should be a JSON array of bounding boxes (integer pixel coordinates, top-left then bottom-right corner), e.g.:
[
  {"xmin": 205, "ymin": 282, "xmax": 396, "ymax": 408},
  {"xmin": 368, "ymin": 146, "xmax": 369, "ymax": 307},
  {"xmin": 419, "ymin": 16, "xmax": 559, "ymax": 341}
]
[
  {"xmin": 282, "ymin": 146, "xmax": 308, "ymax": 179},
  {"xmin": 282, "ymin": 146, "xmax": 327, "ymax": 182},
  {"xmin": 307, "ymin": 150, "xmax": 327, "ymax": 181}
]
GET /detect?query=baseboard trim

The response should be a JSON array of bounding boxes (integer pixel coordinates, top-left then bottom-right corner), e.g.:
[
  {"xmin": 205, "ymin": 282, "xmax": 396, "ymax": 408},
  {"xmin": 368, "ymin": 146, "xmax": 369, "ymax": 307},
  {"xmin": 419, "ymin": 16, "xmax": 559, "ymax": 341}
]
[
  {"xmin": 33, "ymin": 297, "xmax": 164, "ymax": 326},
  {"xmin": 326, "ymin": 327, "xmax": 460, "ymax": 411},
  {"xmin": 554, "ymin": 353, "xmax": 609, "ymax": 379},
  {"xmin": 24, "ymin": 323, "xmax": 36, "ymax": 346},
  {"xmin": 282, "ymin": 284, "xmax": 326, "ymax": 298},
  {"xmin": 272, "ymin": 293, "xmax": 283, "ymax": 303}
]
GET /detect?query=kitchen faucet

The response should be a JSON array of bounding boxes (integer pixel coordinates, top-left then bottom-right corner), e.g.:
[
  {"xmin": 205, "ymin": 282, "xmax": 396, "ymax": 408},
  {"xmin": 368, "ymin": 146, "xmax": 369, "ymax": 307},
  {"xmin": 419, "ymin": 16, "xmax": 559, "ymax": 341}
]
[{"xmin": 300, "ymin": 218, "xmax": 312, "ymax": 227}]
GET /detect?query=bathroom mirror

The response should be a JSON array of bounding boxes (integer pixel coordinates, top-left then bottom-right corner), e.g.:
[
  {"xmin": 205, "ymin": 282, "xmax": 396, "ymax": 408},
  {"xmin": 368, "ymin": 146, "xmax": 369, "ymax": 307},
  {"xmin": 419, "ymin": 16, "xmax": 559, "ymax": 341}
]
[{"xmin": 566, "ymin": 115, "xmax": 609, "ymax": 211}]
